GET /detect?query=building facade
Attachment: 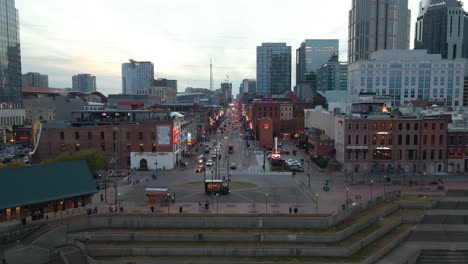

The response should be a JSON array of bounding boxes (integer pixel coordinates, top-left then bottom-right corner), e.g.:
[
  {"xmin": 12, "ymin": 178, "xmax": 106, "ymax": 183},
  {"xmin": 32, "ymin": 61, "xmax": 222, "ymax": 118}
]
[
  {"xmin": 256, "ymin": 43, "xmax": 291, "ymax": 95},
  {"xmin": 122, "ymin": 60, "xmax": 154, "ymax": 95},
  {"xmin": 348, "ymin": 0, "xmax": 411, "ymax": 63},
  {"xmin": 347, "ymin": 50, "xmax": 467, "ymax": 107},
  {"xmin": 72, "ymin": 74, "xmax": 96, "ymax": 93},
  {"xmin": 414, "ymin": 0, "xmax": 468, "ymax": 59},
  {"xmin": 241, "ymin": 79, "xmax": 256, "ymax": 94},
  {"xmin": 22, "ymin": 72, "xmax": 48, "ymax": 88},
  {"xmin": 296, "ymin": 39, "xmax": 339, "ymax": 84},
  {"xmin": 317, "ymin": 53, "xmax": 348, "ymax": 91}
]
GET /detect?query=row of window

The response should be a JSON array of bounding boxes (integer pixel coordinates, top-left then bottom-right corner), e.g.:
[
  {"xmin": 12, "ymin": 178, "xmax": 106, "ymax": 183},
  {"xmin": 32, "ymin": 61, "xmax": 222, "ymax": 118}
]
[
  {"xmin": 346, "ymin": 149, "xmax": 444, "ymax": 161},
  {"xmin": 347, "ymin": 134, "xmax": 444, "ymax": 146},
  {"xmin": 61, "ymin": 143, "xmax": 158, "ymax": 153},
  {"xmin": 347, "ymin": 122, "xmax": 444, "ymax": 131},
  {"xmin": 60, "ymin": 131, "xmax": 158, "ymax": 141}
]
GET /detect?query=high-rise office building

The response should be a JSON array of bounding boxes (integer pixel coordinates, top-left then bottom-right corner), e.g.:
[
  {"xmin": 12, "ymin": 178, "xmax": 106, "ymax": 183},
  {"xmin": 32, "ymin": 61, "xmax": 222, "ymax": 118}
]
[
  {"xmin": 256, "ymin": 43, "xmax": 291, "ymax": 95},
  {"xmin": 348, "ymin": 0, "xmax": 411, "ymax": 63},
  {"xmin": 0, "ymin": 0, "xmax": 22, "ymax": 108},
  {"xmin": 296, "ymin": 39, "xmax": 339, "ymax": 84},
  {"xmin": 72, "ymin": 74, "xmax": 96, "ymax": 93},
  {"xmin": 242, "ymin": 79, "xmax": 257, "ymax": 94},
  {"xmin": 22, "ymin": 72, "xmax": 48, "ymax": 88},
  {"xmin": 317, "ymin": 53, "xmax": 348, "ymax": 91},
  {"xmin": 414, "ymin": 0, "xmax": 468, "ymax": 59},
  {"xmin": 122, "ymin": 60, "xmax": 154, "ymax": 95},
  {"xmin": 348, "ymin": 50, "xmax": 466, "ymax": 107}
]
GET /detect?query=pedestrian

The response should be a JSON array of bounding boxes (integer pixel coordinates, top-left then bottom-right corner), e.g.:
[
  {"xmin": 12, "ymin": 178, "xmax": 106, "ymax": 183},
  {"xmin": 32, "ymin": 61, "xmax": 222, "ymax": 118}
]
[
  {"xmin": 119, "ymin": 206, "xmax": 124, "ymax": 213},
  {"xmin": 100, "ymin": 194, "xmax": 104, "ymax": 202},
  {"xmin": 93, "ymin": 206, "xmax": 98, "ymax": 214},
  {"xmin": 151, "ymin": 206, "xmax": 155, "ymax": 213},
  {"xmin": 289, "ymin": 207, "xmax": 292, "ymax": 214}
]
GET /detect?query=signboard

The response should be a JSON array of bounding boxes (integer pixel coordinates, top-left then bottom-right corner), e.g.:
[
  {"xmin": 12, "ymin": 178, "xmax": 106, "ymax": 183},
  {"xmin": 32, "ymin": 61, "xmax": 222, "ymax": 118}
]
[
  {"xmin": 157, "ymin": 126, "xmax": 171, "ymax": 145},
  {"xmin": 263, "ymin": 124, "xmax": 270, "ymax": 129},
  {"xmin": 173, "ymin": 128, "xmax": 179, "ymax": 145},
  {"xmin": 187, "ymin": 132, "xmax": 192, "ymax": 145}
]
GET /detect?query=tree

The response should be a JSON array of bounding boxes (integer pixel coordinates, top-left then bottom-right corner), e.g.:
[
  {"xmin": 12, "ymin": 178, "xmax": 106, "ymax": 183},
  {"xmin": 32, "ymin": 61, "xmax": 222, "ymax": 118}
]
[
  {"xmin": 40, "ymin": 148, "xmax": 108, "ymax": 172},
  {"xmin": 314, "ymin": 156, "xmax": 329, "ymax": 170}
]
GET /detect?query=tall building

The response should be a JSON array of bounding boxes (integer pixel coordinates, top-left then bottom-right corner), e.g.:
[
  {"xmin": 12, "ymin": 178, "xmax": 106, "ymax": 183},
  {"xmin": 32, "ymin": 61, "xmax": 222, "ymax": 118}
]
[
  {"xmin": 22, "ymin": 72, "xmax": 48, "ymax": 88},
  {"xmin": 348, "ymin": 0, "xmax": 411, "ymax": 63},
  {"xmin": 0, "ymin": 0, "xmax": 25, "ymax": 135},
  {"xmin": 154, "ymin": 78, "xmax": 177, "ymax": 91},
  {"xmin": 122, "ymin": 60, "xmax": 154, "ymax": 95},
  {"xmin": 242, "ymin": 79, "xmax": 257, "ymax": 94},
  {"xmin": 414, "ymin": 0, "xmax": 468, "ymax": 59},
  {"xmin": 221, "ymin": 82, "xmax": 233, "ymax": 105},
  {"xmin": 347, "ymin": 50, "xmax": 466, "ymax": 107},
  {"xmin": 72, "ymin": 74, "xmax": 96, "ymax": 93},
  {"xmin": 296, "ymin": 39, "xmax": 339, "ymax": 84},
  {"xmin": 256, "ymin": 43, "xmax": 291, "ymax": 95},
  {"xmin": 0, "ymin": 0, "xmax": 22, "ymax": 108},
  {"xmin": 317, "ymin": 53, "xmax": 348, "ymax": 91}
]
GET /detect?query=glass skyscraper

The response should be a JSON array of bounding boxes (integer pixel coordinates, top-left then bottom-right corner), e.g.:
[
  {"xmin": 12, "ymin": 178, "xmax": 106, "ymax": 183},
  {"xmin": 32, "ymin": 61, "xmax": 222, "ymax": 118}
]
[
  {"xmin": 348, "ymin": 0, "xmax": 410, "ymax": 63},
  {"xmin": 256, "ymin": 43, "xmax": 291, "ymax": 95},
  {"xmin": 122, "ymin": 60, "xmax": 154, "ymax": 95},
  {"xmin": 0, "ymin": 0, "xmax": 22, "ymax": 108},
  {"xmin": 296, "ymin": 39, "xmax": 339, "ymax": 84},
  {"xmin": 414, "ymin": 0, "xmax": 468, "ymax": 59}
]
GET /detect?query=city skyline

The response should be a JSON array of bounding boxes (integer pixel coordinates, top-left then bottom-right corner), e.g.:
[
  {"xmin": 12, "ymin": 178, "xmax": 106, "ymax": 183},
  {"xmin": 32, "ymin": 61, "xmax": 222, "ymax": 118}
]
[{"xmin": 17, "ymin": 0, "xmax": 421, "ymax": 95}]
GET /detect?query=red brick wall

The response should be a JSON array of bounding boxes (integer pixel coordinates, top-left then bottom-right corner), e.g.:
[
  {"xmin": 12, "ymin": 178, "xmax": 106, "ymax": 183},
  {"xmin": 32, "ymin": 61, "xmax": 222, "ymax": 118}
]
[{"xmin": 258, "ymin": 119, "xmax": 273, "ymax": 148}]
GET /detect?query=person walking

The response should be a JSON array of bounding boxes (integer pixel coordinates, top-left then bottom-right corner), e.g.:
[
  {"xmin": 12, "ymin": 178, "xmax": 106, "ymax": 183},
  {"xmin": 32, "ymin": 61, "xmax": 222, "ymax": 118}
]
[{"xmin": 151, "ymin": 206, "xmax": 155, "ymax": 213}]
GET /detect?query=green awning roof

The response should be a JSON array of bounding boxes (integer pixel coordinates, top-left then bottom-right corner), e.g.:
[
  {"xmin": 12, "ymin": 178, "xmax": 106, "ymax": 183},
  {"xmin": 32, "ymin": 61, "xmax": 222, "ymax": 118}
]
[{"xmin": 0, "ymin": 160, "xmax": 97, "ymax": 210}]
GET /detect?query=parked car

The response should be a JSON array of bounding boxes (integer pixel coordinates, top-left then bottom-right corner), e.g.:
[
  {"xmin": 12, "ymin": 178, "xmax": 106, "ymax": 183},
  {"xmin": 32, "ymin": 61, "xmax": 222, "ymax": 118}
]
[
  {"xmin": 289, "ymin": 165, "xmax": 304, "ymax": 172},
  {"xmin": 204, "ymin": 146, "xmax": 210, "ymax": 154},
  {"xmin": 195, "ymin": 165, "xmax": 206, "ymax": 173}
]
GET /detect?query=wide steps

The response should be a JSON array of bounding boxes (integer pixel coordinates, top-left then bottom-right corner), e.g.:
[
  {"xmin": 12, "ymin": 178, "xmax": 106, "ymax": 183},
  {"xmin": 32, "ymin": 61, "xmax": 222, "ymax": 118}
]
[
  {"xmin": 20, "ymin": 224, "xmax": 51, "ymax": 244},
  {"xmin": 65, "ymin": 250, "xmax": 87, "ymax": 264},
  {"xmin": 417, "ymin": 250, "xmax": 468, "ymax": 264}
]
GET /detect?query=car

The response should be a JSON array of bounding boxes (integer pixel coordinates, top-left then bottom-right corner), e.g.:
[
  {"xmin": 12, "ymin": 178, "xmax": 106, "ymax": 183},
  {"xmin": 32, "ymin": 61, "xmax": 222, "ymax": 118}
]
[
  {"xmin": 206, "ymin": 160, "xmax": 214, "ymax": 167},
  {"xmin": 204, "ymin": 146, "xmax": 210, "ymax": 154},
  {"xmin": 195, "ymin": 165, "xmax": 206, "ymax": 173},
  {"xmin": 230, "ymin": 163, "xmax": 237, "ymax": 169},
  {"xmin": 289, "ymin": 165, "xmax": 304, "ymax": 172}
]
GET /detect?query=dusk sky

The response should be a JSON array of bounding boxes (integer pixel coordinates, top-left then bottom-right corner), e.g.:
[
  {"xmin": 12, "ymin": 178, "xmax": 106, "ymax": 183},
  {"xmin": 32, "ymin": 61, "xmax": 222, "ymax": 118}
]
[{"xmin": 16, "ymin": 0, "xmax": 420, "ymax": 95}]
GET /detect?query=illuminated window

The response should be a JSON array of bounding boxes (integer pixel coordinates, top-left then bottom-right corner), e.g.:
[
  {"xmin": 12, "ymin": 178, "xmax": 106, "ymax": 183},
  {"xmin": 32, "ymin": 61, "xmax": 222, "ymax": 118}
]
[
  {"xmin": 388, "ymin": 123, "xmax": 393, "ymax": 130},
  {"xmin": 152, "ymin": 144, "xmax": 157, "ymax": 152},
  {"xmin": 75, "ymin": 144, "xmax": 80, "ymax": 151},
  {"xmin": 381, "ymin": 123, "xmax": 385, "ymax": 130},
  {"xmin": 139, "ymin": 144, "xmax": 144, "ymax": 152},
  {"xmin": 380, "ymin": 135, "xmax": 385, "ymax": 145},
  {"xmin": 372, "ymin": 123, "xmax": 377, "ymax": 130},
  {"xmin": 372, "ymin": 135, "xmax": 377, "ymax": 145}
]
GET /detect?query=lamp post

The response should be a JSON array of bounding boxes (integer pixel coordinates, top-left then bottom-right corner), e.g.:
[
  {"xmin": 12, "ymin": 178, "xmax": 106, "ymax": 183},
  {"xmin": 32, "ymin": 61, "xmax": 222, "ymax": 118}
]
[
  {"xmin": 383, "ymin": 175, "xmax": 387, "ymax": 198},
  {"xmin": 263, "ymin": 144, "xmax": 266, "ymax": 172},
  {"xmin": 346, "ymin": 187, "xmax": 349, "ymax": 209},
  {"xmin": 114, "ymin": 182, "xmax": 118, "ymax": 205},
  {"xmin": 315, "ymin": 193, "xmax": 319, "ymax": 214},
  {"xmin": 265, "ymin": 193, "xmax": 268, "ymax": 214},
  {"xmin": 370, "ymin": 180, "xmax": 374, "ymax": 201},
  {"xmin": 84, "ymin": 232, "xmax": 91, "ymax": 264},
  {"xmin": 216, "ymin": 193, "xmax": 219, "ymax": 214}
]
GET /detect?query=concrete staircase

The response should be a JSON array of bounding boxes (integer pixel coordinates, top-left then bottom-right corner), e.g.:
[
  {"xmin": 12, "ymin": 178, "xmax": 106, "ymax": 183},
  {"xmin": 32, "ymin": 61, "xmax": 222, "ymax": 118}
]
[
  {"xmin": 417, "ymin": 250, "xmax": 468, "ymax": 264},
  {"xmin": 61, "ymin": 246, "xmax": 87, "ymax": 264},
  {"xmin": 20, "ymin": 224, "xmax": 51, "ymax": 245}
]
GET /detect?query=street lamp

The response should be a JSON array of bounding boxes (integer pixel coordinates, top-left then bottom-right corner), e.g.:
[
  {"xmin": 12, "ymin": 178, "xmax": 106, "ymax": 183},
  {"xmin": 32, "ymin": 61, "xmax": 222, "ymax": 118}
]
[
  {"xmin": 370, "ymin": 180, "xmax": 374, "ymax": 201},
  {"xmin": 84, "ymin": 232, "xmax": 91, "ymax": 264},
  {"xmin": 265, "ymin": 193, "xmax": 269, "ymax": 214},
  {"xmin": 315, "ymin": 193, "xmax": 319, "ymax": 214},
  {"xmin": 346, "ymin": 187, "xmax": 349, "ymax": 209}
]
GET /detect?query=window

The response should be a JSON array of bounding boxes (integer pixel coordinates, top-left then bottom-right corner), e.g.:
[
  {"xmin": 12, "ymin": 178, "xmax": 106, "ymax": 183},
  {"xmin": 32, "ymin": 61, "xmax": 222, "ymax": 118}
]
[
  {"xmin": 458, "ymin": 136, "xmax": 463, "ymax": 145},
  {"xmin": 88, "ymin": 132, "xmax": 92, "ymax": 140},
  {"xmin": 381, "ymin": 123, "xmax": 385, "ymax": 130},
  {"xmin": 380, "ymin": 135, "xmax": 385, "ymax": 145},
  {"xmin": 432, "ymin": 123, "xmax": 436, "ymax": 130},
  {"xmin": 439, "ymin": 149, "xmax": 443, "ymax": 160},
  {"xmin": 355, "ymin": 152, "xmax": 359, "ymax": 160},
  {"xmin": 364, "ymin": 123, "xmax": 367, "ymax": 130},
  {"xmin": 139, "ymin": 132, "xmax": 143, "ymax": 140},
  {"xmin": 398, "ymin": 135, "xmax": 402, "ymax": 145},
  {"xmin": 363, "ymin": 151, "xmax": 367, "ymax": 160},
  {"xmin": 423, "ymin": 135, "xmax": 427, "ymax": 144},
  {"xmin": 414, "ymin": 135, "xmax": 418, "ymax": 145},
  {"xmin": 60, "ymin": 131, "xmax": 64, "ymax": 140},
  {"xmin": 450, "ymin": 136, "xmax": 455, "ymax": 145},
  {"xmin": 348, "ymin": 135, "xmax": 351, "ymax": 144},
  {"xmin": 430, "ymin": 149, "xmax": 435, "ymax": 159},
  {"xmin": 75, "ymin": 143, "xmax": 80, "ymax": 151},
  {"xmin": 152, "ymin": 144, "xmax": 157, "ymax": 152},
  {"xmin": 348, "ymin": 123, "xmax": 352, "ymax": 130},
  {"xmin": 100, "ymin": 132, "xmax": 105, "ymax": 140},
  {"xmin": 406, "ymin": 135, "xmax": 410, "ymax": 145},
  {"xmin": 373, "ymin": 149, "xmax": 391, "ymax": 160},
  {"xmin": 388, "ymin": 123, "xmax": 393, "ymax": 130},
  {"xmin": 424, "ymin": 122, "xmax": 428, "ymax": 128},
  {"xmin": 139, "ymin": 144, "xmax": 144, "ymax": 152},
  {"xmin": 348, "ymin": 152, "xmax": 352, "ymax": 160},
  {"xmin": 355, "ymin": 135, "xmax": 359, "ymax": 144},
  {"xmin": 398, "ymin": 123, "xmax": 402, "ymax": 130},
  {"xmin": 372, "ymin": 135, "xmax": 377, "ymax": 145},
  {"xmin": 75, "ymin": 132, "xmax": 79, "ymax": 140},
  {"xmin": 364, "ymin": 135, "xmax": 367, "ymax": 144},
  {"xmin": 355, "ymin": 123, "xmax": 359, "ymax": 130},
  {"xmin": 406, "ymin": 123, "xmax": 410, "ymax": 130},
  {"xmin": 431, "ymin": 135, "xmax": 435, "ymax": 145},
  {"xmin": 372, "ymin": 123, "xmax": 377, "ymax": 130},
  {"xmin": 414, "ymin": 123, "xmax": 419, "ymax": 130},
  {"xmin": 440, "ymin": 123, "xmax": 444, "ymax": 130},
  {"xmin": 423, "ymin": 150, "xmax": 427, "ymax": 160}
]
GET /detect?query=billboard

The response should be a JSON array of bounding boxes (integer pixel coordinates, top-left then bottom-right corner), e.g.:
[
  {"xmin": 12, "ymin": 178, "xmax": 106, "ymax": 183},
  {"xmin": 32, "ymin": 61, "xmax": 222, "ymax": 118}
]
[{"xmin": 157, "ymin": 126, "xmax": 171, "ymax": 145}]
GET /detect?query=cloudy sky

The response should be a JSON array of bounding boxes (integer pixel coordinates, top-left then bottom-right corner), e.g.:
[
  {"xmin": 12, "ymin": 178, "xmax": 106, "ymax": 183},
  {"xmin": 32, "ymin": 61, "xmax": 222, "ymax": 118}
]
[{"xmin": 16, "ymin": 0, "xmax": 420, "ymax": 95}]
